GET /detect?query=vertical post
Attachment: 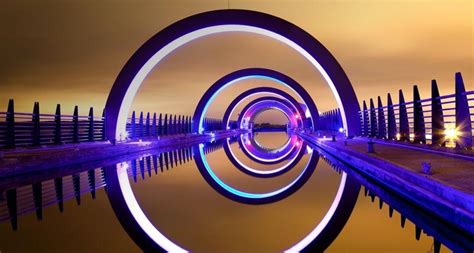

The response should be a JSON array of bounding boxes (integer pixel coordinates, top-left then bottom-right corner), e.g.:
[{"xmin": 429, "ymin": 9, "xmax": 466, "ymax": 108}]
[
  {"xmin": 6, "ymin": 99, "xmax": 15, "ymax": 148},
  {"xmin": 131, "ymin": 111, "xmax": 136, "ymax": 139},
  {"xmin": 413, "ymin": 85, "xmax": 426, "ymax": 143},
  {"xmin": 72, "ymin": 173, "xmax": 81, "ymax": 205},
  {"xmin": 362, "ymin": 101, "xmax": 369, "ymax": 136},
  {"xmin": 158, "ymin": 113, "xmax": 163, "ymax": 136},
  {"xmin": 88, "ymin": 169, "xmax": 96, "ymax": 199},
  {"xmin": 387, "ymin": 93, "xmax": 397, "ymax": 140},
  {"xmin": 54, "ymin": 104, "xmax": 62, "ymax": 144},
  {"xmin": 72, "ymin": 106, "xmax": 79, "ymax": 143},
  {"xmin": 54, "ymin": 177, "xmax": 64, "ymax": 212},
  {"xmin": 377, "ymin": 96, "xmax": 386, "ymax": 139},
  {"xmin": 6, "ymin": 189, "xmax": 17, "ymax": 230},
  {"xmin": 173, "ymin": 115, "xmax": 177, "ymax": 135},
  {"xmin": 163, "ymin": 114, "xmax": 168, "ymax": 135},
  {"xmin": 369, "ymin": 99, "xmax": 377, "ymax": 137},
  {"xmin": 399, "ymin": 90, "xmax": 410, "ymax": 141},
  {"xmin": 431, "ymin": 80, "xmax": 444, "ymax": 146},
  {"xmin": 88, "ymin": 107, "xmax": 94, "ymax": 142},
  {"xmin": 186, "ymin": 116, "xmax": 190, "ymax": 133},
  {"xmin": 455, "ymin": 72, "xmax": 472, "ymax": 149},
  {"xmin": 145, "ymin": 112, "xmax": 150, "ymax": 137},
  {"xmin": 32, "ymin": 102, "xmax": 41, "ymax": 146},
  {"xmin": 32, "ymin": 182, "xmax": 43, "ymax": 220},
  {"xmin": 101, "ymin": 109, "xmax": 106, "ymax": 141},
  {"xmin": 152, "ymin": 113, "xmax": 157, "ymax": 137},
  {"xmin": 139, "ymin": 112, "xmax": 144, "ymax": 138}
]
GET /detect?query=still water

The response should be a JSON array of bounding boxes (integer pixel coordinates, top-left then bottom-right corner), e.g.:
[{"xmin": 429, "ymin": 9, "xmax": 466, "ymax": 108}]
[{"xmin": 0, "ymin": 132, "xmax": 461, "ymax": 252}]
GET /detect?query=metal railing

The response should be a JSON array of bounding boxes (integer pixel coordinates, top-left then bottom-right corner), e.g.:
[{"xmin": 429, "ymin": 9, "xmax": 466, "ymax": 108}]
[
  {"xmin": 0, "ymin": 100, "xmax": 225, "ymax": 149},
  {"xmin": 358, "ymin": 72, "xmax": 473, "ymax": 149}
]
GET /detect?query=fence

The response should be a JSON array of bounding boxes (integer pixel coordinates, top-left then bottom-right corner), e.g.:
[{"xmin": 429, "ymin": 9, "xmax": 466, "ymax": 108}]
[
  {"xmin": 0, "ymin": 100, "xmax": 224, "ymax": 149},
  {"xmin": 358, "ymin": 72, "xmax": 473, "ymax": 149}
]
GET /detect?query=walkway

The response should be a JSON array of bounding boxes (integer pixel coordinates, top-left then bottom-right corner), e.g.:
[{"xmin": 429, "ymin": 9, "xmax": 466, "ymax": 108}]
[{"xmin": 298, "ymin": 132, "xmax": 474, "ymax": 234}]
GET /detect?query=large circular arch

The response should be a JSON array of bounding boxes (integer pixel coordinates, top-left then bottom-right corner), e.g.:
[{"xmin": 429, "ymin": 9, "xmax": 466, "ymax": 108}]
[
  {"xmin": 104, "ymin": 9, "xmax": 360, "ymax": 142},
  {"xmin": 222, "ymin": 86, "xmax": 312, "ymax": 130}
]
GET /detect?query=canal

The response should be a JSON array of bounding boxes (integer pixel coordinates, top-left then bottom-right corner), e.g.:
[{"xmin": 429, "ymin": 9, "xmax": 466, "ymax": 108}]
[{"xmin": 0, "ymin": 132, "xmax": 465, "ymax": 252}]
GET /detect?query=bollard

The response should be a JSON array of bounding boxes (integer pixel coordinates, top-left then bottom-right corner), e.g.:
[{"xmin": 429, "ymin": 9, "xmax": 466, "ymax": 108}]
[
  {"xmin": 332, "ymin": 134, "xmax": 336, "ymax": 142},
  {"xmin": 421, "ymin": 162, "xmax": 432, "ymax": 175},
  {"xmin": 367, "ymin": 139, "xmax": 375, "ymax": 153}
]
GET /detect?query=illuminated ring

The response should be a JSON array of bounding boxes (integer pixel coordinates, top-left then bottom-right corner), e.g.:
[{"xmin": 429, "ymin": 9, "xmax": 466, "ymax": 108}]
[
  {"xmin": 237, "ymin": 133, "xmax": 298, "ymax": 166},
  {"xmin": 194, "ymin": 142, "xmax": 318, "ymax": 205},
  {"xmin": 193, "ymin": 68, "xmax": 320, "ymax": 134},
  {"xmin": 222, "ymin": 87, "xmax": 311, "ymax": 131},
  {"xmin": 232, "ymin": 97, "xmax": 301, "ymax": 165},
  {"xmin": 237, "ymin": 96, "xmax": 302, "ymax": 130},
  {"xmin": 105, "ymin": 156, "xmax": 360, "ymax": 252},
  {"xmin": 103, "ymin": 9, "xmax": 361, "ymax": 252},
  {"xmin": 223, "ymin": 135, "xmax": 304, "ymax": 178},
  {"xmin": 104, "ymin": 9, "xmax": 361, "ymax": 141}
]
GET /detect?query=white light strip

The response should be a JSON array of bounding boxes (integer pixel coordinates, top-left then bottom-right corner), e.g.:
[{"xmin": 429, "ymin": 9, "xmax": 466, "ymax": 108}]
[
  {"xmin": 116, "ymin": 163, "xmax": 188, "ymax": 252},
  {"xmin": 285, "ymin": 173, "xmax": 347, "ymax": 252},
  {"xmin": 115, "ymin": 24, "xmax": 346, "ymax": 140}
]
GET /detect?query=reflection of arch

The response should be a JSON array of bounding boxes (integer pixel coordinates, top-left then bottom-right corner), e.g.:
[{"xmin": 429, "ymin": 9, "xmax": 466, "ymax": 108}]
[
  {"xmin": 238, "ymin": 132, "xmax": 297, "ymax": 165},
  {"xmin": 194, "ymin": 68, "xmax": 320, "ymax": 134},
  {"xmin": 105, "ymin": 148, "xmax": 360, "ymax": 252},
  {"xmin": 222, "ymin": 87, "xmax": 313, "ymax": 130},
  {"xmin": 237, "ymin": 96, "xmax": 302, "ymax": 129},
  {"xmin": 104, "ymin": 9, "xmax": 360, "ymax": 142},
  {"xmin": 224, "ymin": 135, "xmax": 303, "ymax": 177},
  {"xmin": 194, "ymin": 142, "xmax": 317, "ymax": 204}
]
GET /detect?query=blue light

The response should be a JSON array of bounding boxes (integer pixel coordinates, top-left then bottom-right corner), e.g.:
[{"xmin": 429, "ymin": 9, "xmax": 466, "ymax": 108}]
[
  {"xmin": 198, "ymin": 75, "xmax": 307, "ymax": 134},
  {"xmin": 198, "ymin": 143, "xmax": 310, "ymax": 199}
]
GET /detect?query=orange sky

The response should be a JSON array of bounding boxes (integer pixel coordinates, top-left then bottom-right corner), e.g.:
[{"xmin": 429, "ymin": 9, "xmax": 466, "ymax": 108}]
[{"xmin": 0, "ymin": 0, "xmax": 472, "ymax": 121}]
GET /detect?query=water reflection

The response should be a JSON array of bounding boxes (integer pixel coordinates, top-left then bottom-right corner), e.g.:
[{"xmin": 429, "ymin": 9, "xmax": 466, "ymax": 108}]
[{"xmin": 0, "ymin": 132, "xmax": 470, "ymax": 252}]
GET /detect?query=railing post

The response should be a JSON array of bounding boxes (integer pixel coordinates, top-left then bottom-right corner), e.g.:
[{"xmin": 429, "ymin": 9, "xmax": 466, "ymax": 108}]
[
  {"xmin": 413, "ymin": 85, "xmax": 426, "ymax": 143},
  {"xmin": 387, "ymin": 93, "xmax": 397, "ymax": 140},
  {"xmin": 158, "ymin": 113, "xmax": 163, "ymax": 136},
  {"xmin": 101, "ymin": 109, "xmax": 106, "ymax": 141},
  {"xmin": 163, "ymin": 114, "xmax": 168, "ymax": 135},
  {"xmin": 173, "ymin": 115, "xmax": 177, "ymax": 135},
  {"xmin": 455, "ymin": 72, "xmax": 472, "ymax": 149},
  {"xmin": 88, "ymin": 107, "xmax": 94, "ymax": 142},
  {"xmin": 145, "ymin": 112, "xmax": 150, "ymax": 137},
  {"xmin": 377, "ymin": 96, "xmax": 386, "ymax": 139},
  {"xmin": 6, "ymin": 99, "xmax": 15, "ymax": 148},
  {"xmin": 139, "ymin": 112, "xmax": 144, "ymax": 138},
  {"xmin": 399, "ymin": 90, "xmax": 410, "ymax": 141},
  {"xmin": 54, "ymin": 177, "xmax": 64, "ymax": 212},
  {"xmin": 186, "ymin": 116, "xmax": 190, "ymax": 133},
  {"xmin": 369, "ymin": 98, "xmax": 377, "ymax": 137},
  {"xmin": 54, "ymin": 104, "xmax": 62, "ymax": 144},
  {"xmin": 32, "ymin": 182, "xmax": 43, "ymax": 220},
  {"xmin": 32, "ymin": 102, "xmax": 41, "ymax": 146},
  {"xmin": 6, "ymin": 189, "xmax": 17, "ymax": 230},
  {"xmin": 431, "ymin": 80, "xmax": 444, "ymax": 146},
  {"xmin": 362, "ymin": 101, "xmax": 369, "ymax": 136},
  {"xmin": 72, "ymin": 106, "xmax": 79, "ymax": 143},
  {"xmin": 131, "ymin": 111, "xmax": 136, "ymax": 139},
  {"xmin": 152, "ymin": 113, "xmax": 157, "ymax": 137},
  {"xmin": 177, "ymin": 115, "xmax": 181, "ymax": 134}
]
